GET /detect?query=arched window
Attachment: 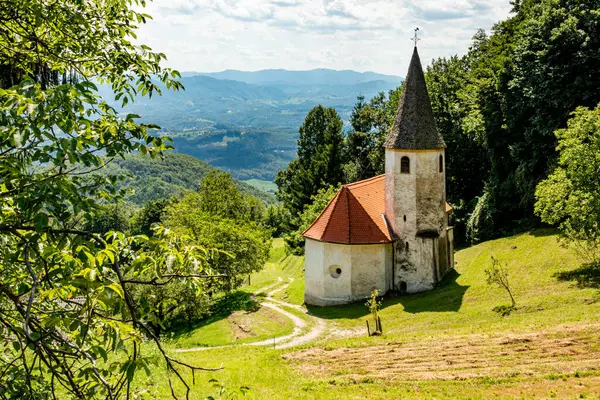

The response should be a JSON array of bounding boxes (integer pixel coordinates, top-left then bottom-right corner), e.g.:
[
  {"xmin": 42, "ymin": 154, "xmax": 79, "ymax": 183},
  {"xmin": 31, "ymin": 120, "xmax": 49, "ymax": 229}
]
[
  {"xmin": 439, "ymin": 155, "xmax": 444, "ymax": 173},
  {"xmin": 400, "ymin": 156, "xmax": 410, "ymax": 174}
]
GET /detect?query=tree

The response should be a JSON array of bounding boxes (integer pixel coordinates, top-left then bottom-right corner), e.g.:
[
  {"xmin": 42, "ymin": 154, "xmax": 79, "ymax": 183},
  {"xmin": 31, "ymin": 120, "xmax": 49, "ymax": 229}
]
[
  {"xmin": 197, "ymin": 170, "xmax": 264, "ymax": 223},
  {"xmin": 466, "ymin": 1, "xmax": 600, "ymax": 242},
  {"xmin": 130, "ymin": 198, "xmax": 173, "ymax": 236},
  {"xmin": 130, "ymin": 177, "xmax": 271, "ymax": 336},
  {"xmin": 165, "ymin": 184, "xmax": 271, "ymax": 290},
  {"xmin": 131, "ymin": 274, "xmax": 211, "ymax": 336},
  {"xmin": 535, "ymin": 104, "xmax": 600, "ymax": 265},
  {"xmin": 0, "ymin": 0, "xmax": 220, "ymax": 398},
  {"xmin": 343, "ymin": 96, "xmax": 378, "ymax": 183},
  {"xmin": 275, "ymin": 105, "xmax": 345, "ymax": 220},
  {"xmin": 425, "ymin": 55, "xmax": 490, "ymax": 243},
  {"xmin": 263, "ymin": 204, "xmax": 292, "ymax": 238},
  {"xmin": 362, "ymin": 87, "xmax": 403, "ymax": 174},
  {"xmin": 365, "ymin": 289, "xmax": 383, "ymax": 336},
  {"xmin": 504, "ymin": 0, "xmax": 600, "ymax": 210},
  {"xmin": 82, "ymin": 203, "xmax": 134, "ymax": 235},
  {"xmin": 283, "ymin": 186, "xmax": 338, "ymax": 255},
  {"xmin": 485, "ymin": 256, "xmax": 517, "ymax": 313}
]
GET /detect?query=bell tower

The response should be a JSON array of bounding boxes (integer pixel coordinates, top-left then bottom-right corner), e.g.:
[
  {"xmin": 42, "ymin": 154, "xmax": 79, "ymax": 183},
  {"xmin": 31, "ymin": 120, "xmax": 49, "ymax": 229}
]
[{"xmin": 384, "ymin": 42, "xmax": 451, "ymax": 293}]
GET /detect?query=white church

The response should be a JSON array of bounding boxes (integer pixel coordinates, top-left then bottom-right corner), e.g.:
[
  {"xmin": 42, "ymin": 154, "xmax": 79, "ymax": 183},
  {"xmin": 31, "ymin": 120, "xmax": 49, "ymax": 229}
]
[{"xmin": 303, "ymin": 46, "xmax": 455, "ymax": 306}]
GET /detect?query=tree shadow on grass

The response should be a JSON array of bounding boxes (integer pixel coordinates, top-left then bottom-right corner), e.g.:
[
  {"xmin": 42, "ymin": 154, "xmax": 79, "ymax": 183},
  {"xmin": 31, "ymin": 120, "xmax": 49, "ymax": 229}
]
[
  {"xmin": 306, "ymin": 269, "xmax": 469, "ymax": 320},
  {"xmin": 399, "ymin": 269, "xmax": 469, "ymax": 314},
  {"xmin": 554, "ymin": 263, "xmax": 600, "ymax": 289},
  {"xmin": 527, "ymin": 228, "xmax": 559, "ymax": 238},
  {"xmin": 169, "ymin": 290, "xmax": 260, "ymax": 341}
]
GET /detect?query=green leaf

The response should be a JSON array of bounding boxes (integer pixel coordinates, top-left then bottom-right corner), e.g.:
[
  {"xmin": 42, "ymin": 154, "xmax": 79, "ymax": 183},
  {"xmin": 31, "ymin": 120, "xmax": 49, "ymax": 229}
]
[
  {"xmin": 34, "ymin": 213, "xmax": 49, "ymax": 231},
  {"xmin": 126, "ymin": 361, "xmax": 136, "ymax": 383},
  {"xmin": 106, "ymin": 283, "xmax": 124, "ymax": 299}
]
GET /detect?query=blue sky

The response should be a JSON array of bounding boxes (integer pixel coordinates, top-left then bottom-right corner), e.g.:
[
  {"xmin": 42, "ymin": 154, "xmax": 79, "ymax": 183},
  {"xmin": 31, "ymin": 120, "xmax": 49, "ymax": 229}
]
[{"xmin": 137, "ymin": 0, "xmax": 512, "ymax": 76}]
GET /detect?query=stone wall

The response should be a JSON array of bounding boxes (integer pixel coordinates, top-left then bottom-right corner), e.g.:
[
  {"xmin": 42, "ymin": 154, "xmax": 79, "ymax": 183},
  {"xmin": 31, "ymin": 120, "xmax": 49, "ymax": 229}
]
[{"xmin": 385, "ymin": 148, "xmax": 450, "ymax": 293}]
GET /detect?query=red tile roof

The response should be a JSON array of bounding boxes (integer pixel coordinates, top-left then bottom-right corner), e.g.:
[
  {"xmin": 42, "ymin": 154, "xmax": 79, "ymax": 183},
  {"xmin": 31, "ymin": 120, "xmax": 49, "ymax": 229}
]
[
  {"xmin": 303, "ymin": 174, "xmax": 453, "ymax": 245},
  {"xmin": 302, "ymin": 175, "xmax": 392, "ymax": 244}
]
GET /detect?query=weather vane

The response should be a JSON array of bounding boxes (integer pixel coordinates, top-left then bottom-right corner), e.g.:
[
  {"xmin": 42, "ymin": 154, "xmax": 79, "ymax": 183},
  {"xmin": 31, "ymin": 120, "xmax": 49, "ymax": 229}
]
[{"xmin": 412, "ymin": 27, "xmax": 420, "ymax": 47}]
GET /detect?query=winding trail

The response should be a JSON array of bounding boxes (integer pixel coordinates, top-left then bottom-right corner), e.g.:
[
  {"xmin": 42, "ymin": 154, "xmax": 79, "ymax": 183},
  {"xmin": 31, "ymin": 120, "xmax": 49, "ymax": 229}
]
[{"xmin": 175, "ymin": 278, "xmax": 325, "ymax": 353}]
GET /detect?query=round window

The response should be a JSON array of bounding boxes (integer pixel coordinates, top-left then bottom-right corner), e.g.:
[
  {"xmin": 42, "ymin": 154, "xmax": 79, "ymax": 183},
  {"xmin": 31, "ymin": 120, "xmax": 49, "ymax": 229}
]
[{"xmin": 329, "ymin": 265, "xmax": 342, "ymax": 279}]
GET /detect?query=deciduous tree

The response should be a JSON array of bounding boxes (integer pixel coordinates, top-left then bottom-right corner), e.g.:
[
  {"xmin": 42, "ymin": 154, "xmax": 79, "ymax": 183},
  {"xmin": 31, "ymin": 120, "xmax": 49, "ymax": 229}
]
[
  {"xmin": 0, "ymin": 0, "xmax": 220, "ymax": 398},
  {"xmin": 535, "ymin": 104, "xmax": 600, "ymax": 265},
  {"xmin": 275, "ymin": 105, "xmax": 344, "ymax": 220}
]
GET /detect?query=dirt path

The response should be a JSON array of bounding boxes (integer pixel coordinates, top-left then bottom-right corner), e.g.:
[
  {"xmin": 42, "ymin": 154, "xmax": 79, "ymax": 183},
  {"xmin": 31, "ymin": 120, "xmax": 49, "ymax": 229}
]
[{"xmin": 175, "ymin": 278, "xmax": 325, "ymax": 353}]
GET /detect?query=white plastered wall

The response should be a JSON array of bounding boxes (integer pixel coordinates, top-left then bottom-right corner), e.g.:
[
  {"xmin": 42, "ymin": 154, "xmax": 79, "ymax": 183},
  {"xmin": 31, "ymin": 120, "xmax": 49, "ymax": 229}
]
[{"xmin": 304, "ymin": 238, "xmax": 392, "ymax": 306}]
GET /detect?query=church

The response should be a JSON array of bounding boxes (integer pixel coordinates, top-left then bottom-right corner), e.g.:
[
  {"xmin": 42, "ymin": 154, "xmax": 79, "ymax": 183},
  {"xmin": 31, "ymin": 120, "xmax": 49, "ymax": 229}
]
[{"xmin": 303, "ymin": 46, "xmax": 454, "ymax": 306}]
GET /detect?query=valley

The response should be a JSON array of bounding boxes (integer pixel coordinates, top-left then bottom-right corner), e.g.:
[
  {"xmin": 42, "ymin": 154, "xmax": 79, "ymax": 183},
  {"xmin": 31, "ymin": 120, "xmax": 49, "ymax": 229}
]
[{"xmin": 99, "ymin": 70, "xmax": 402, "ymax": 180}]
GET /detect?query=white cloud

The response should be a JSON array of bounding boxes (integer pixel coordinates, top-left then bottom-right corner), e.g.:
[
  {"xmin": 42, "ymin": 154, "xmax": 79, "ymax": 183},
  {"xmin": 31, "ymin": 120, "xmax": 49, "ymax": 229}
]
[{"xmin": 137, "ymin": 0, "xmax": 512, "ymax": 75}]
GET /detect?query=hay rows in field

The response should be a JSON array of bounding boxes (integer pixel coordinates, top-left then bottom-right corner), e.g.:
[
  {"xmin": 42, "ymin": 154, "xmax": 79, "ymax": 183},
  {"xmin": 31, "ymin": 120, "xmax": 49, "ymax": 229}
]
[{"xmin": 284, "ymin": 324, "xmax": 600, "ymax": 381}]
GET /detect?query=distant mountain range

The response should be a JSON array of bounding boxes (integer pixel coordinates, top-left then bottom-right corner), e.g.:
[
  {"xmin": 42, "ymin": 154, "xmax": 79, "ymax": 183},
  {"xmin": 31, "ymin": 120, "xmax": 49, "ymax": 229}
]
[
  {"xmin": 182, "ymin": 68, "xmax": 403, "ymax": 86},
  {"xmin": 103, "ymin": 69, "xmax": 403, "ymax": 181}
]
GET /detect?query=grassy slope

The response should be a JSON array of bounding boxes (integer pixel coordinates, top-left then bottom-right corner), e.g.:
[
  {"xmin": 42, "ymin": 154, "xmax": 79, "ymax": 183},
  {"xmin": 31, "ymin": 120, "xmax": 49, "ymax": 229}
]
[
  {"xmin": 310, "ymin": 229, "xmax": 599, "ymax": 342},
  {"xmin": 142, "ymin": 230, "xmax": 600, "ymax": 399},
  {"xmin": 243, "ymin": 238, "xmax": 305, "ymax": 306},
  {"xmin": 167, "ymin": 239, "xmax": 298, "ymax": 349},
  {"xmin": 172, "ymin": 306, "xmax": 294, "ymax": 348}
]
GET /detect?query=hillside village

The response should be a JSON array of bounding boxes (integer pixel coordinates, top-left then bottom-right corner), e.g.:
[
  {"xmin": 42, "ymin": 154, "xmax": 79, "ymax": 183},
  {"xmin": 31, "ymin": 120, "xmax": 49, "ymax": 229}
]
[{"xmin": 1, "ymin": 0, "xmax": 600, "ymax": 399}]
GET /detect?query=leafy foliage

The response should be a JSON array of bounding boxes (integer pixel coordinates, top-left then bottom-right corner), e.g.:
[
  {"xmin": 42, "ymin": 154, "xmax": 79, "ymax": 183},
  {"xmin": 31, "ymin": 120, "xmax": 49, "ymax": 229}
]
[
  {"xmin": 276, "ymin": 105, "xmax": 345, "ymax": 221},
  {"xmin": 263, "ymin": 204, "xmax": 292, "ymax": 238},
  {"xmin": 130, "ymin": 198, "xmax": 173, "ymax": 236},
  {"xmin": 421, "ymin": 1, "xmax": 600, "ymax": 243},
  {"xmin": 165, "ymin": 172, "xmax": 271, "ymax": 291},
  {"xmin": 196, "ymin": 171, "xmax": 265, "ymax": 222},
  {"xmin": 425, "ymin": 56, "xmax": 489, "ymax": 243},
  {"xmin": 485, "ymin": 256, "xmax": 517, "ymax": 309},
  {"xmin": 127, "ymin": 172, "xmax": 270, "ymax": 335},
  {"xmin": 0, "ymin": 0, "xmax": 223, "ymax": 398},
  {"xmin": 535, "ymin": 104, "xmax": 600, "ymax": 265},
  {"xmin": 283, "ymin": 186, "xmax": 339, "ymax": 255},
  {"xmin": 343, "ymin": 90, "xmax": 402, "ymax": 182},
  {"xmin": 82, "ymin": 204, "xmax": 135, "ymax": 235}
]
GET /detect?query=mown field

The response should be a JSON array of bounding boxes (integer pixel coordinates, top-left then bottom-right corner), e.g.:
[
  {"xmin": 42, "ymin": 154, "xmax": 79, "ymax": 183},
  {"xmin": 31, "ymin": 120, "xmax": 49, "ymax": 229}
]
[{"xmin": 136, "ymin": 230, "xmax": 600, "ymax": 399}]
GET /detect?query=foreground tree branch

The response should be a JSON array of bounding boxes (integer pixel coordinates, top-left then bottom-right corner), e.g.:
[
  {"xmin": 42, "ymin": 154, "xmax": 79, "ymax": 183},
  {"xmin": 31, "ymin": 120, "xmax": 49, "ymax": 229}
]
[{"xmin": 0, "ymin": 0, "xmax": 223, "ymax": 398}]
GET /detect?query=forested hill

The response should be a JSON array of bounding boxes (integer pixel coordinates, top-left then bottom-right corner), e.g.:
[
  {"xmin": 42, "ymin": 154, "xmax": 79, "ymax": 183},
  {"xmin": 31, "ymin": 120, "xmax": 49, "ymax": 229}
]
[
  {"xmin": 100, "ymin": 153, "xmax": 276, "ymax": 205},
  {"xmin": 99, "ymin": 72, "xmax": 402, "ymax": 180}
]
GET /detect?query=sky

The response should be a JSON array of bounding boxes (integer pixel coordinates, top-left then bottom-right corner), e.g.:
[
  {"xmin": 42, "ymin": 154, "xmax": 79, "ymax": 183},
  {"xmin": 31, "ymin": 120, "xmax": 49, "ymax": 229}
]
[{"xmin": 137, "ymin": 0, "xmax": 513, "ymax": 76}]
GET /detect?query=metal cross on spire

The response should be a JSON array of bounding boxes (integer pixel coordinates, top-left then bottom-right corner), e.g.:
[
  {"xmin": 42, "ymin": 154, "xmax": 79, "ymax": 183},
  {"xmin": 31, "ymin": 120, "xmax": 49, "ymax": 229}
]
[{"xmin": 412, "ymin": 27, "xmax": 420, "ymax": 47}]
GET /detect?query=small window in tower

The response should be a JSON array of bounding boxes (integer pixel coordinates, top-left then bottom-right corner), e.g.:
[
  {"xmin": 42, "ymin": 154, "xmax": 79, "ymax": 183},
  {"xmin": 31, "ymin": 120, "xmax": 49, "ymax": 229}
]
[
  {"xmin": 403, "ymin": 215, "xmax": 407, "ymax": 222},
  {"xmin": 439, "ymin": 155, "xmax": 444, "ymax": 173},
  {"xmin": 401, "ymin": 156, "xmax": 410, "ymax": 174},
  {"xmin": 406, "ymin": 242, "xmax": 409, "ymax": 252}
]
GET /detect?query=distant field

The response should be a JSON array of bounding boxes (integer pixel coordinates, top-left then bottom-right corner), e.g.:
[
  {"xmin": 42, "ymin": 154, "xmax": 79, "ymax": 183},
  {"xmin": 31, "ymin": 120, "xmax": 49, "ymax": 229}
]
[
  {"xmin": 135, "ymin": 230, "xmax": 600, "ymax": 399},
  {"xmin": 243, "ymin": 179, "xmax": 278, "ymax": 194}
]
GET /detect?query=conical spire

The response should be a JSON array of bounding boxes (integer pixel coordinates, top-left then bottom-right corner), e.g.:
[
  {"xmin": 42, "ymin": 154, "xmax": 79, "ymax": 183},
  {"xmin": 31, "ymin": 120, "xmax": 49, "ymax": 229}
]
[{"xmin": 385, "ymin": 47, "xmax": 446, "ymax": 150}]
